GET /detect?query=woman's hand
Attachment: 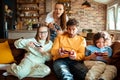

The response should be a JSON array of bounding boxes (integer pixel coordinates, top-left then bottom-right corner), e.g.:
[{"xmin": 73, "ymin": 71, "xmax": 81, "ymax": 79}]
[{"xmin": 48, "ymin": 23, "xmax": 54, "ymax": 29}]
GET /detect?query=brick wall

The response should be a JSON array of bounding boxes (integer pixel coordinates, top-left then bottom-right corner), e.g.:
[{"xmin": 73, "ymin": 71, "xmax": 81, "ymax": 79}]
[
  {"xmin": 43, "ymin": 0, "xmax": 107, "ymax": 33},
  {"xmin": 69, "ymin": 0, "xmax": 107, "ymax": 33}
]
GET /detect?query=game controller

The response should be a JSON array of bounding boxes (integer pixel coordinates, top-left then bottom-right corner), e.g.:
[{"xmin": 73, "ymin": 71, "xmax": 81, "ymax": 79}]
[
  {"xmin": 94, "ymin": 52, "xmax": 104, "ymax": 56},
  {"xmin": 53, "ymin": 23, "xmax": 61, "ymax": 30},
  {"xmin": 33, "ymin": 43, "xmax": 42, "ymax": 47},
  {"xmin": 60, "ymin": 48, "xmax": 74, "ymax": 55},
  {"xmin": 61, "ymin": 49, "xmax": 74, "ymax": 55}
]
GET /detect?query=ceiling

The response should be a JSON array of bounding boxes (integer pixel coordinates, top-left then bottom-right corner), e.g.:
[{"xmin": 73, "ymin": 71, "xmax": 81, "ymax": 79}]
[{"xmin": 93, "ymin": 0, "xmax": 114, "ymax": 4}]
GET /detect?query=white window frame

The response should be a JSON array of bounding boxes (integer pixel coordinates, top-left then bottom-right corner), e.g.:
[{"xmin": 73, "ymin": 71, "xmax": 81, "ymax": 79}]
[
  {"xmin": 116, "ymin": 6, "xmax": 120, "ymax": 30},
  {"xmin": 107, "ymin": 3, "xmax": 120, "ymax": 31},
  {"xmin": 107, "ymin": 6, "xmax": 116, "ymax": 30}
]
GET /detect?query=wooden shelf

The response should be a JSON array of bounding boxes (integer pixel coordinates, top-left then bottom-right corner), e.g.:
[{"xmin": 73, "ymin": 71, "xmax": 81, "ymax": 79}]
[
  {"xmin": 19, "ymin": 16, "xmax": 40, "ymax": 18},
  {"xmin": 17, "ymin": 0, "xmax": 45, "ymax": 30}
]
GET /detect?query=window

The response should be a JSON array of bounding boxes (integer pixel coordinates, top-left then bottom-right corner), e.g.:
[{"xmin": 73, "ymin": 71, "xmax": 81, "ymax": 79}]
[
  {"xmin": 116, "ymin": 6, "xmax": 120, "ymax": 30},
  {"xmin": 107, "ymin": 4, "xmax": 120, "ymax": 31},
  {"xmin": 107, "ymin": 7, "xmax": 115, "ymax": 30}
]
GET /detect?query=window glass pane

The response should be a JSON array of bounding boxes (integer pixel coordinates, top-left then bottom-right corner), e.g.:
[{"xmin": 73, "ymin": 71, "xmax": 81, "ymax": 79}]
[
  {"xmin": 107, "ymin": 8, "xmax": 115, "ymax": 30},
  {"xmin": 116, "ymin": 7, "xmax": 120, "ymax": 30}
]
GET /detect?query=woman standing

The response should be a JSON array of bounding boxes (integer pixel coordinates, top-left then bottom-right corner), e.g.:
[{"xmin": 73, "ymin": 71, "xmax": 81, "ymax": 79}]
[{"xmin": 45, "ymin": 2, "xmax": 68, "ymax": 41}]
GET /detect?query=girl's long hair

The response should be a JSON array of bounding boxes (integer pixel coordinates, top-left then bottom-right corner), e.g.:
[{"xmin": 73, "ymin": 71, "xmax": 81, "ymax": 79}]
[{"xmin": 55, "ymin": 2, "xmax": 67, "ymax": 30}]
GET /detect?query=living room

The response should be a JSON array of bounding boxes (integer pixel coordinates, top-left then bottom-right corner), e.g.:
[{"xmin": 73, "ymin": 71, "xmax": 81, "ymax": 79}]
[
  {"xmin": 0, "ymin": 0, "xmax": 120, "ymax": 41},
  {"xmin": 0, "ymin": 0, "xmax": 120, "ymax": 80}
]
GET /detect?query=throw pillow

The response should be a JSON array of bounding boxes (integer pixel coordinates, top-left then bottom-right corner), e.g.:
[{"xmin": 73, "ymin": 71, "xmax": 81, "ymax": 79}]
[
  {"xmin": 111, "ymin": 42, "xmax": 120, "ymax": 56},
  {"xmin": 0, "ymin": 41, "xmax": 15, "ymax": 63}
]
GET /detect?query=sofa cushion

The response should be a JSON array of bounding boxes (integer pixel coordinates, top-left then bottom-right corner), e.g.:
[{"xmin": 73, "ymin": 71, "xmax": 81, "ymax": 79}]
[
  {"xmin": 0, "ymin": 41, "xmax": 15, "ymax": 63},
  {"xmin": 0, "ymin": 39, "xmax": 26, "ymax": 64},
  {"xmin": 109, "ymin": 42, "xmax": 120, "ymax": 65},
  {"xmin": 109, "ymin": 50, "xmax": 120, "ymax": 80},
  {"xmin": 110, "ymin": 50, "xmax": 120, "ymax": 65},
  {"xmin": 111, "ymin": 42, "xmax": 120, "ymax": 56}
]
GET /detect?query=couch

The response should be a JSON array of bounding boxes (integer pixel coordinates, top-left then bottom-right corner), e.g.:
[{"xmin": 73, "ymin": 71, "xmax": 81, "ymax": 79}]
[{"xmin": 0, "ymin": 39, "xmax": 120, "ymax": 80}]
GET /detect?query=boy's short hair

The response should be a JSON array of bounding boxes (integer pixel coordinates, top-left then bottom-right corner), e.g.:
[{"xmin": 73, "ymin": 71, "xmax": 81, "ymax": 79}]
[
  {"xmin": 93, "ymin": 32, "xmax": 106, "ymax": 46},
  {"xmin": 66, "ymin": 18, "xmax": 78, "ymax": 26}
]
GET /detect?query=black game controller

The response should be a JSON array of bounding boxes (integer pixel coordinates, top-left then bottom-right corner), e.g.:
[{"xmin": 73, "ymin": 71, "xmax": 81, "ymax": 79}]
[
  {"xmin": 33, "ymin": 43, "xmax": 42, "ymax": 47},
  {"xmin": 53, "ymin": 23, "xmax": 61, "ymax": 30}
]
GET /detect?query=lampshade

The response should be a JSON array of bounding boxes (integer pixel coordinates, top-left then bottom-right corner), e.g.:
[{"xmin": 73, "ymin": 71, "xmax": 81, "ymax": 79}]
[{"xmin": 82, "ymin": 0, "xmax": 91, "ymax": 8}]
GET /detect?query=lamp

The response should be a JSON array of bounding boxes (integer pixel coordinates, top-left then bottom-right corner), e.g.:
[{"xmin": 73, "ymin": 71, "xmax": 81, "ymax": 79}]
[{"xmin": 82, "ymin": 0, "xmax": 91, "ymax": 8}]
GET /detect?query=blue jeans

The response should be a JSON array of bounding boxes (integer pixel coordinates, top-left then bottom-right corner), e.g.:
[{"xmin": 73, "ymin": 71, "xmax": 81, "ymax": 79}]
[{"xmin": 53, "ymin": 58, "xmax": 88, "ymax": 80}]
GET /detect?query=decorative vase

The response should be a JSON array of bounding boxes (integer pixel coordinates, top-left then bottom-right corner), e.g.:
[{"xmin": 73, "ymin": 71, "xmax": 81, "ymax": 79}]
[{"xmin": 27, "ymin": 25, "xmax": 32, "ymax": 30}]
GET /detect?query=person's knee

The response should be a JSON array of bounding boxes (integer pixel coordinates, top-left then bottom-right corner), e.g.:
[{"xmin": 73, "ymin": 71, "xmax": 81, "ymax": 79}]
[
  {"xmin": 53, "ymin": 60, "xmax": 66, "ymax": 70},
  {"xmin": 44, "ymin": 66, "xmax": 51, "ymax": 75}
]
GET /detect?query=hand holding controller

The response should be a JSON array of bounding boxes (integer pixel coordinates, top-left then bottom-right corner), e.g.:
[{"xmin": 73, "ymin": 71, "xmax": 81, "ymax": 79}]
[
  {"xmin": 60, "ymin": 48, "xmax": 74, "ymax": 55},
  {"xmin": 33, "ymin": 43, "xmax": 42, "ymax": 47},
  {"xmin": 53, "ymin": 23, "xmax": 61, "ymax": 30},
  {"xmin": 94, "ymin": 52, "xmax": 106, "ymax": 56},
  {"xmin": 62, "ymin": 50, "xmax": 74, "ymax": 55}
]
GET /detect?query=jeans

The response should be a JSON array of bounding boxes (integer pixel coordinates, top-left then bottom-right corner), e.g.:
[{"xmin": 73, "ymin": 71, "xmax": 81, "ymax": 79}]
[{"xmin": 53, "ymin": 58, "xmax": 88, "ymax": 80}]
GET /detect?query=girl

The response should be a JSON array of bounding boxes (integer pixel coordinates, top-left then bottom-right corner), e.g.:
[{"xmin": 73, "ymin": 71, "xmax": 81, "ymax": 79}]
[{"xmin": 3, "ymin": 26, "xmax": 53, "ymax": 79}]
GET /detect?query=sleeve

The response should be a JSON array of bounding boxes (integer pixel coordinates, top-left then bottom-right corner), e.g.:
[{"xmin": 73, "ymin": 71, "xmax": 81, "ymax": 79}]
[
  {"xmin": 75, "ymin": 38, "xmax": 86, "ymax": 60},
  {"xmin": 45, "ymin": 12, "xmax": 54, "ymax": 24},
  {"xmin": 25, "ymin": 41, "xmax": 53, "ymax": 61},
  {"xmin": 41, "ymin": 50, "xmax": 52, "ymax": 61},
  {"xmin": 43, "ymin": 41, "xmax": 53, "ymax": 61},
  {"xmin": 14, "ymin": 39, "xmax": 28, "ymax": 49}
]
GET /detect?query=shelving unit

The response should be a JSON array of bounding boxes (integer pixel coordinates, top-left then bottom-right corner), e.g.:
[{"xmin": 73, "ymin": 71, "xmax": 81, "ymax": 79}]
[{"xmin": 17, "ymin": 0, "xmax": 45, "ymax": 29}]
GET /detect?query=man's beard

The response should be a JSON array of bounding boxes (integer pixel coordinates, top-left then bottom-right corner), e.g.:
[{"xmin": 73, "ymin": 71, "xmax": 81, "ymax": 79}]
[{"xmin": 68, "ymin": 33, "xmax": 75, "ymax": 38}]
